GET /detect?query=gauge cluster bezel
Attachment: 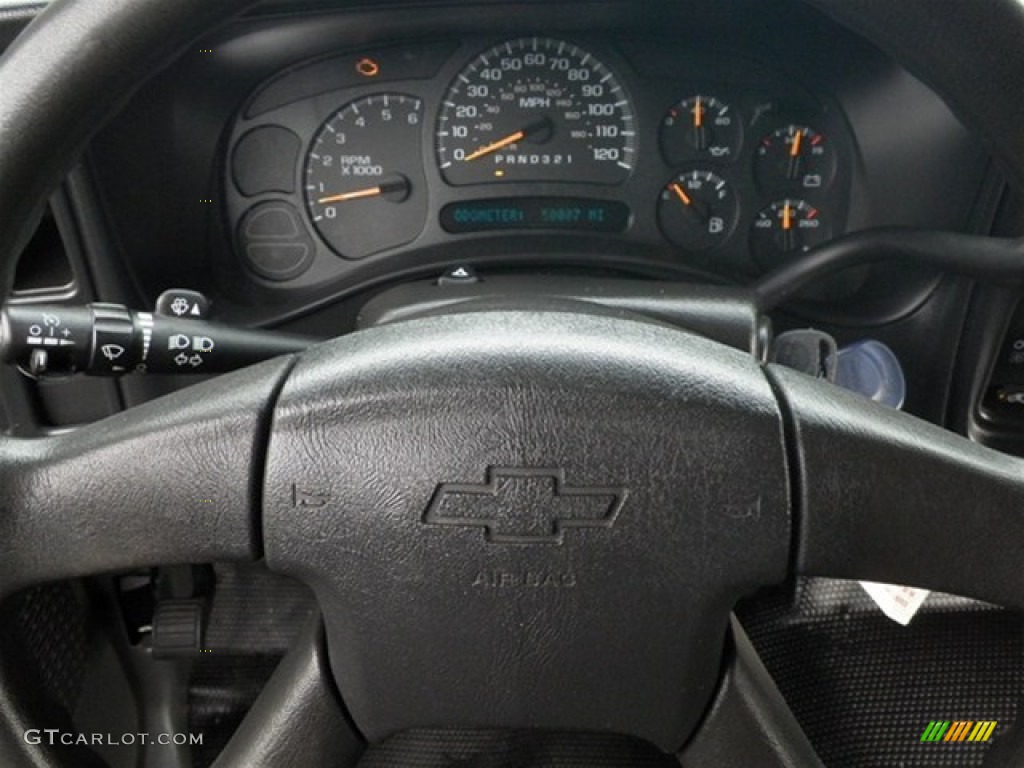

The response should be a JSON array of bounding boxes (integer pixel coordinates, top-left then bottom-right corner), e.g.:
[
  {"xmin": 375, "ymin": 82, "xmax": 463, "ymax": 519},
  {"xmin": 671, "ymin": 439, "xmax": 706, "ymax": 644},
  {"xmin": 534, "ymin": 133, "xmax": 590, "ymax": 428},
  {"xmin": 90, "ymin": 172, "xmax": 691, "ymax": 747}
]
[{"xmin": 223, "ymin": 34, "xmax": 856, "ymax": 292}]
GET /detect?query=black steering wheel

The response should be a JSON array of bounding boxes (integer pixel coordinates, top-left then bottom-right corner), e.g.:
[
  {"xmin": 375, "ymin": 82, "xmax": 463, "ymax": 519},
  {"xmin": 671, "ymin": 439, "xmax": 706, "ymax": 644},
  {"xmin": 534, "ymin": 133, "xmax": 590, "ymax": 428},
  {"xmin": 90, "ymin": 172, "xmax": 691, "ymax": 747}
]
[{"xmin": 2, "ymin": 2, "xmax": 1024, "ymax": 766}]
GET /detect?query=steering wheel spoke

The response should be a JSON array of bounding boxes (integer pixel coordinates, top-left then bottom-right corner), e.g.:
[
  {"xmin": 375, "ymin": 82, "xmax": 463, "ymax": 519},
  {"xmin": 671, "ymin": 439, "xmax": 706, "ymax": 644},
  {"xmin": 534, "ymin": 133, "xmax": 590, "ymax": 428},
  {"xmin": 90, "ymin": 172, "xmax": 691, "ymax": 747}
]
[
  {"xmin": 0, "ymin": 357, "xmax": 293, "ymax": 599},
  {"xmin": 770, "ymin": 364, "xmax": 1024, "ymax": 609},
  {"xmin": 212, "ymin": 616, "xmax": 364, "ymax": 768},
  {"xmin": 678, "ymin": 617, "xmax": 824, "ymax": 767}
]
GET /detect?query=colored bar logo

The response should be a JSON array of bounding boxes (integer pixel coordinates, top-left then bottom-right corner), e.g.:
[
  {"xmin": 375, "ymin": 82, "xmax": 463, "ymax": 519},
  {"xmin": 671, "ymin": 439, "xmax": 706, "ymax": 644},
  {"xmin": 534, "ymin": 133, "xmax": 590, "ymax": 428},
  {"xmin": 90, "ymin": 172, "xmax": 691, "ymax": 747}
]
[{"xmin": 920, "ymin": 721, "xmax": 997, "ymax": 743}]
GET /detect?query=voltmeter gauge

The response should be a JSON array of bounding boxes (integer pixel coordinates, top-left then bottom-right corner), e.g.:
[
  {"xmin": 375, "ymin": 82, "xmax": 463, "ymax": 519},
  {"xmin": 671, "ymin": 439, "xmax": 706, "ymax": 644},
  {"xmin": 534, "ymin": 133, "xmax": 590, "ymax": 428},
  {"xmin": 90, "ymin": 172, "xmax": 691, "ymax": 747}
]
[
  {"xmin": 750, "ymin": 199, "xmax": 832, "ymax": 267},
  {"xmin": 660, "ymin": 95, "xmax": 742, "ymax": 165},
  {"xmin": 657, "ymin": 170, "xmax": 739, "ymax": 251},
  {"xmin": 305, "ymin": 93, "xmax": 427, "ymax": 260},
  {"xmin": 754, "ymin": 124, "xmax": 836, "ymax": 192}
]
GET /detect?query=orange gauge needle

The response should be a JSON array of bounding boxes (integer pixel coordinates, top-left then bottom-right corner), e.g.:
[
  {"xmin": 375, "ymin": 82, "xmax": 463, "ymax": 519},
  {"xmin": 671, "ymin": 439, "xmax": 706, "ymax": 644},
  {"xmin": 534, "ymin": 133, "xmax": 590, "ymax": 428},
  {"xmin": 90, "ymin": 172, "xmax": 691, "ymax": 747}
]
[
  {"xmin": 789, "ymin": 128, "xmax": 803, "ymax": 158},
  {"xmin": 463, "ymin": 130, "xmax": 526, "ymax": 162},
  {"xmin": 318, "ymin": 186, "xmax": 383, "ymax": 204},
  {"xmin": 782, "ymin": 201, "xmax": 793, "ymax": 230},
  {"xmin": 461, "ymin": 119, "xmax": 552, "ymax": 163},
  {"xmin": 694, "ymin": 96, "xmax": 704, "ymax": 128},
  {"xmin": 670, "ymin": 182, "xmax": 693, "ymax": 206},
  {"xmin": 317, "ymin": 177, "xmax": 409, "ymax": 205}
]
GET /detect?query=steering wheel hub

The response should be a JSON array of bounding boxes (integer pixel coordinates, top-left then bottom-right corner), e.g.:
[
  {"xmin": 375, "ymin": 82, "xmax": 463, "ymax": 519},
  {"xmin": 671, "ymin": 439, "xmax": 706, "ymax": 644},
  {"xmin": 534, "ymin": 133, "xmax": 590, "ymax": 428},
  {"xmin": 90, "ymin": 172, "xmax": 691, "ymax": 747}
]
[{"xmin": 263, "ymin": 309, "xmax": 790, "ymax": 749}]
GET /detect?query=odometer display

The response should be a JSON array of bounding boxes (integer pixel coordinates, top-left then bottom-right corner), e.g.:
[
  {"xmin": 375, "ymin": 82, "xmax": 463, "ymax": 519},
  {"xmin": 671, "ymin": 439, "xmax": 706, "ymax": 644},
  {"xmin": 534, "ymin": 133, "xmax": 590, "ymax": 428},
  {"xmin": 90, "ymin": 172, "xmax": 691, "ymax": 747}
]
[
  {"xmin": 440, "ymin": 197, "xmax": 630, "ymax": 233},
  {"xmin": 437, "ymin": 38, "xmax": 635, "ymax": 185}
]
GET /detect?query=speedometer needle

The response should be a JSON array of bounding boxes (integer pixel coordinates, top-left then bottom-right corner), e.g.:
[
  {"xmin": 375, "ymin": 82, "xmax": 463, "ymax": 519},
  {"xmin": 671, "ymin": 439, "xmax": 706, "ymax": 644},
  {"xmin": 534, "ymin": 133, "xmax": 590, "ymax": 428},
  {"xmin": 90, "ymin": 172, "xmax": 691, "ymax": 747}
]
[
  {"xmin": 462, "ymin": 119, "xmax": 552, "ymax": 162},
  {"xmin": 462, "ymin": 130, "xmax": 526, "ymax": 162}
]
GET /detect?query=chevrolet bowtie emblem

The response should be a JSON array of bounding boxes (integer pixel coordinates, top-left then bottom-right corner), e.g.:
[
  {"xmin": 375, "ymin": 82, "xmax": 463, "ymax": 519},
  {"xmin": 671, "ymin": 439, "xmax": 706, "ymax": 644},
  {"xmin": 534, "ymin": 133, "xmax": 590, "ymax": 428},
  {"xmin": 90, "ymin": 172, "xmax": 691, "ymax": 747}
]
[{"xmin": 423, "ymin": 467, "xmax": 628, "ymax": 545}]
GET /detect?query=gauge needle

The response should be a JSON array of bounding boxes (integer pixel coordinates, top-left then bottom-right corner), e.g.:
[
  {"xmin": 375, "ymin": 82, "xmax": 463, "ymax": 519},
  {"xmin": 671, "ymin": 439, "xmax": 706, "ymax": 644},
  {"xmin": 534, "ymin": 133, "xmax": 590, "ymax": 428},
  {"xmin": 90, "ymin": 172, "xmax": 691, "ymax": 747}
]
[
  {"xmin": 786, "ymin": 129, "xmax": 804, "ymax": 179},
  {"xmin": 317, "ymin": 178, "xmax": 408, "ymax": 204},
  {"xmin": 462, "ymin": 119, "xmax": 551, "ymax": 162},
  {"xmin": 671, "ymin": 182, "xmax": 709, "ymax": 223},
  {"xmin": 789, "ymin": 128, "xmax": 803, "ymax": 157},
  {"xmin": 318, "ymin": 186, "xmax": 383, "ymax": 204},
  {"xmin": 670, "ymin": 182, "xmax": 693, "ymax": 206},
  {"xmin": 781, "ymin": 201, "xmax": 797, "ymax": 251},
  {"xmin": 463, "ymin": 130, "xmax": 526, "ymax": 162},
  {"xmin": 693, "ymin": 96, "xmax": 704, "ymax": 128}
]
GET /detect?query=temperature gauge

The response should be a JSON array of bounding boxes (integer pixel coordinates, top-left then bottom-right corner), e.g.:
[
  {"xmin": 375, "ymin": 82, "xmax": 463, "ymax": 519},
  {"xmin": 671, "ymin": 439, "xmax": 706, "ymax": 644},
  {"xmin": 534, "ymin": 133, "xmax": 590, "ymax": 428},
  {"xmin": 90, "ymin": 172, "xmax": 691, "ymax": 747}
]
[
  {"xmin": 660, "ymin": 96, "xmax": 742, "ymax": 165},
  {"xmin": 750, "ymin": 199, "xmax": 831, "ymax": 267},
  {"xmin": 658, "ymin": 170, "xmax": 739, "ymax": 251},
  {"xmin": 754, "ymin": 124, "xmax": 836, "ymax": 192}
]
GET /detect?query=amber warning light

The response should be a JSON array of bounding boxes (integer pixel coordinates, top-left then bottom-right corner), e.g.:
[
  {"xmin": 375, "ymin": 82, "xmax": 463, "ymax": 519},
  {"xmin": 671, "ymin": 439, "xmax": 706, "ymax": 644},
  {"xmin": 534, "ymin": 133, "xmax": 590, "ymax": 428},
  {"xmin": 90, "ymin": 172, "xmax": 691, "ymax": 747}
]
[{"xmin": 356, "ymin": 58, "xmax": 380, "ymax": 77}]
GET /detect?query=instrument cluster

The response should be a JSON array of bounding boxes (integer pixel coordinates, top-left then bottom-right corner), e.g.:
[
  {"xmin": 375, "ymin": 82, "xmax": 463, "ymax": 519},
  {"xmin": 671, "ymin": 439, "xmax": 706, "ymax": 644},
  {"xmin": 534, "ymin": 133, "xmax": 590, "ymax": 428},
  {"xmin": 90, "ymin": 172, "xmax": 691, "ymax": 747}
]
[{"xmin": 224, "ymin": 35, "xmax": 853, "ymax": 288}]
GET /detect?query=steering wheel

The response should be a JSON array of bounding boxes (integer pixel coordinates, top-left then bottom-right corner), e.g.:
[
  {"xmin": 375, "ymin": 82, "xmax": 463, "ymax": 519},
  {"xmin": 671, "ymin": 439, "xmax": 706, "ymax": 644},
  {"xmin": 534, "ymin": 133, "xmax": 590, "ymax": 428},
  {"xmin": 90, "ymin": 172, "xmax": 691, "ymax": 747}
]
[{"xmin": 2, "ymin": 1, "xmax": 1024, "ymax": 766}]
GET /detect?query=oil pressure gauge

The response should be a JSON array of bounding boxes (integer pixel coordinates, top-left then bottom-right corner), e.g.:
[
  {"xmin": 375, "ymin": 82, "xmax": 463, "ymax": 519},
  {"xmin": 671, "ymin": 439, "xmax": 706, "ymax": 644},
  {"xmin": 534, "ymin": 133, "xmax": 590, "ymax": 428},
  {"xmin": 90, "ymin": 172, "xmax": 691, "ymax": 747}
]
[
  {"xmin": 660, "ymin": 95, "xmax": 742, "ymax": 165},
  {"xmin": 657, "ymin": 170, "xmax": 738, "ymax": 251}
]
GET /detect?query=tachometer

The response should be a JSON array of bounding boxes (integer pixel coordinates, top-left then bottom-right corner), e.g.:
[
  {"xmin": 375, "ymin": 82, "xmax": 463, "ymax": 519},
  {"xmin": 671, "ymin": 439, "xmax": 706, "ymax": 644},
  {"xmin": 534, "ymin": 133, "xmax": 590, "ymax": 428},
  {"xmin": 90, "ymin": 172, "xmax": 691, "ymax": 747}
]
[
  {"xmin": 437, "ymin": 38, "xmax": 635, "ymax": 185},
  {"xmin": 305, "ymin": 93, "xmax": 426, "ymax": 260}
]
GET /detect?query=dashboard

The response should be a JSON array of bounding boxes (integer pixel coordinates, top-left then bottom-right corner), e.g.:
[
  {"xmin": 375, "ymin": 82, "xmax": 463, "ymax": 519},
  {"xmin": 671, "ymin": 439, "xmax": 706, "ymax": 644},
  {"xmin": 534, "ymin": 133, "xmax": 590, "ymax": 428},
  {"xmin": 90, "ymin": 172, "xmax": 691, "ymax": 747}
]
[
  {"xmin": 6, "ymin": 6, "xmax": 1024, "ymax": 768},
  {"xmin": 225, "ymin": 34, "xmax": 852, "ymax": 288},
  {"xmin": 73, "ymin": 0, "xmax": 996, "ymax": 334},
  {"xmin": 1, "ymin": 0, "xmax": 1012, "ymax": 438}
]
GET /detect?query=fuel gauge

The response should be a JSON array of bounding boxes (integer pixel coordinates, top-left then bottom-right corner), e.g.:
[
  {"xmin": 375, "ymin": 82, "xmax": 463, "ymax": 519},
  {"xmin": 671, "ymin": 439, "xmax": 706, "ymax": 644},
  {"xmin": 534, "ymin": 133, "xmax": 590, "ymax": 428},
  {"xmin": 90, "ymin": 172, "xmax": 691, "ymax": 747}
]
[
  {"xmin": 658, "ymin": 170, "xmax": 739, "ymax": 251},
  {"xmin": 754, "ymin": 124, "xmax": 836, "ymax": 192},
  {"xmin": 660, "ymin": 96, "xmax": 742, "ymax": 165},
  {"xmin": 750, "ymin": 198, "xmax": 832, "ymax": 268}
]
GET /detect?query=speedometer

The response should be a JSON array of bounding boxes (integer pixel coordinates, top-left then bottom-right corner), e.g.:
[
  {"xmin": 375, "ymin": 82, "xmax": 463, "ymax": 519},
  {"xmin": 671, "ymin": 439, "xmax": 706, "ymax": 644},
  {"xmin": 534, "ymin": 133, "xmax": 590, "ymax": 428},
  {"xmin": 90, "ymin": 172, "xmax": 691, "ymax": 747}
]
[{"xmin": 437, "ymin": 38, "xmax": 635, "ymax": 185}]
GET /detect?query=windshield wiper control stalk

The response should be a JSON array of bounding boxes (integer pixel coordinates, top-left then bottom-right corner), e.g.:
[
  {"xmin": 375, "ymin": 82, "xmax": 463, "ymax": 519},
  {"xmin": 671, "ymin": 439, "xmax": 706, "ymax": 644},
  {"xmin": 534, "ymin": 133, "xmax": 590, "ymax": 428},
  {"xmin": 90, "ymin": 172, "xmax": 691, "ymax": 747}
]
[{"xmin": 0, "ymin": 301, "xmax": 312, "ymax": 377}]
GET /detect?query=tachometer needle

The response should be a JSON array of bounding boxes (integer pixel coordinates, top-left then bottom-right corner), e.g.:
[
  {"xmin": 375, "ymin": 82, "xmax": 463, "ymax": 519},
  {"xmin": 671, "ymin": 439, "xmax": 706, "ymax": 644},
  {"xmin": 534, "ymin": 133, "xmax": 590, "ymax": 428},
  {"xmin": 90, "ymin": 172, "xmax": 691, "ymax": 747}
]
[
  {"xmin": 693, "ymin": 96, "xmax": 704, "ymax": 128},
  {"xmin": 317, "ymin": 177, "xmax": 409, "ymax": 204},
  {"xmin": 782, "ymin": 201, "xmax": 793, "ymax": 230},
  {"xmin": 318, "ymin": 186, "xmax": 383, "ymax": 204}
]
